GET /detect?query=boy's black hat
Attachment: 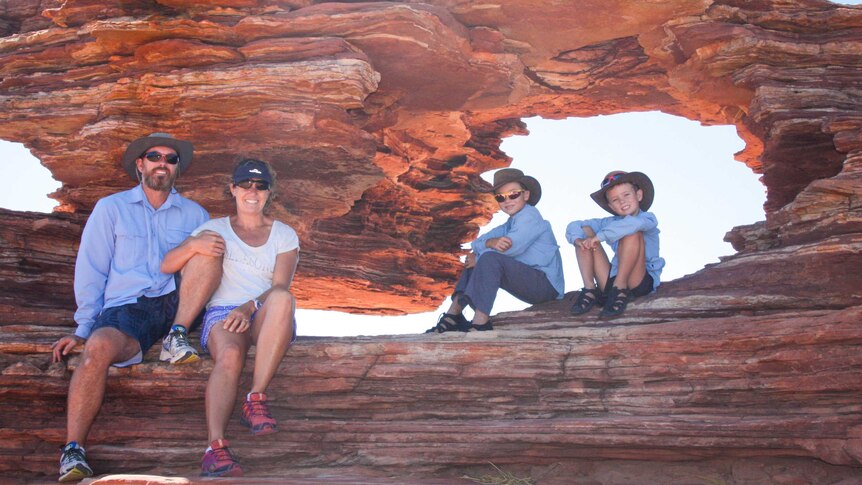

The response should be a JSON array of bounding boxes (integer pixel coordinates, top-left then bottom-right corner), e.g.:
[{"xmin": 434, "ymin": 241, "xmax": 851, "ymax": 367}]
[
  {"xmin": 122, "ymin": 133, "xmax": 193, "ymax": 181},
  {"xmin": 590, "ymin": 171, "xmax": 654, "ymax": 215},
  {"xmin": 487, "ymin": 168, "xmax": 542, "ymax": 205}
]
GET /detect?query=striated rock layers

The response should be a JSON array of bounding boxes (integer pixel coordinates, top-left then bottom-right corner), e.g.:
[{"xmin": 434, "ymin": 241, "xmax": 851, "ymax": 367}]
[{"xmin": 1, "ymin": 0, "xmax": 862, "ymax": 483}]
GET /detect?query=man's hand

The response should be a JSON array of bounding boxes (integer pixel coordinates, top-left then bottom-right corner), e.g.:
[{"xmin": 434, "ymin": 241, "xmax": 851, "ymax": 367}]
[
  {"xmin": 575, "ymin": 236, "xmax": 601, "ymax": 251},
  {"xmin": 51, "ymin": 334, "xmax": 85, "ymax": 363},
  {"xmin": 189, "ymin": 230, "xmax": 226, "ymax": 257},
  {"xmin": 222, "ymin": 301, "xmax": 255, "ymax": 333},
  {"xmin": 465, "ymin": 252, "xmax": 477, "ymax": 269},
  {"xmin": 485, "ymin": 236, "xmax": 513, "ymax": 252}
]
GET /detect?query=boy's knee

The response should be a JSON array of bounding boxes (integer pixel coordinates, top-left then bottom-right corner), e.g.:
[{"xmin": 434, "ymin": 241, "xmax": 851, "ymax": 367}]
[{"xmin": 475, "ymin": 251, "xmax": 508, "ymax": 269}]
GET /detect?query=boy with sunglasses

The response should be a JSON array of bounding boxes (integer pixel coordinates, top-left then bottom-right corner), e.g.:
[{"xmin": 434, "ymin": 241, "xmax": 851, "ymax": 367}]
[
  {"xmin": 426, "ymin": 168, "xmax": 564, "ymax": 333},
  {"xmin": 51, "ymin": 133, "xmax": 211, "ymax": 481},
  {"xmin": 565, "ymin": 171, "xmax": 665, "ymax": 318}
]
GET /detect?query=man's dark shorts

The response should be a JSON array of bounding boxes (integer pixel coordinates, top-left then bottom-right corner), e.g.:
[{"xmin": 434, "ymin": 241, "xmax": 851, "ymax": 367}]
[
  {"xmin": 605, "ymin": 273, "xmax": 654, "ymax": 298},
  {"xmin": 90, "ymin": 291, "xmax": 179, "ymax": 367}
]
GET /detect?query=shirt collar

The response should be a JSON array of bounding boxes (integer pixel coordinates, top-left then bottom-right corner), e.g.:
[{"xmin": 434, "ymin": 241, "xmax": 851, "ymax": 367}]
[{"xmin": 127, "ymin": 184, "xmax": 180, "ymax": 210}]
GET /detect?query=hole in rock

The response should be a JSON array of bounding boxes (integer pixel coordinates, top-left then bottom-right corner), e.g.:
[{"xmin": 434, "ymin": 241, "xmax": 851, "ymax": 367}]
[
  {"xmin": 297, "ymin": 112, "xmax": 766, "ymax": 336},
  {"xmin": 0, "ymin": 140, "xmax": 60, "ymax": 213}
]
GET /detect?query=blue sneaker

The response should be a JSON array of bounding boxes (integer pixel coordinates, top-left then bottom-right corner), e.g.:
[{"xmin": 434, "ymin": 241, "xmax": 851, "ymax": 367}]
[{"xmin": 58, "ymin": 442, "xmax": 93, "ymax": 482}]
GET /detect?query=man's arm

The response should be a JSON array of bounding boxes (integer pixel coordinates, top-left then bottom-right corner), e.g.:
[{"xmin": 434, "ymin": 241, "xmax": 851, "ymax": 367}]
[
  {"xmin": 52, "ymin": 201, "xmax": 115, "ymax": 361},
  {"xmin": 160, "ymin": 230, "xmax": 226, "ymax": 274}
]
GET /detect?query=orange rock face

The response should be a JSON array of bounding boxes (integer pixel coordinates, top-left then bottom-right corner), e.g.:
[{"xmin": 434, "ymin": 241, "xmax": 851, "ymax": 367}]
[{"xmin": 1, "ymin": 0, "xmax": 862, "ymax": 483}]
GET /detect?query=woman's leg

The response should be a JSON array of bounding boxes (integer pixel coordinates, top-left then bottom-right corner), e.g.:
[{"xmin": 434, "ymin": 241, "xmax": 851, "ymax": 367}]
[
  {"xmin": 249, "ymin": 287, "xmax": 296, "ymax": 393},
  {"xmin": 205, "ymin": 326, "xmax": 250, "ymax": 442}
]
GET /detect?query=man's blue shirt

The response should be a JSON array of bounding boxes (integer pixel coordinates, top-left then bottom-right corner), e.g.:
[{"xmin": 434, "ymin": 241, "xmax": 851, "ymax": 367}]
[{"xmin": 73, "ymin": 185, "xmax": 209, "ymax": 339}]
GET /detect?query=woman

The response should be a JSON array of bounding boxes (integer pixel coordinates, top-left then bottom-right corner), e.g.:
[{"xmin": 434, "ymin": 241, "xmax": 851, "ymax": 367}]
[{"xmin": 163, "ymin": 159, "xmax": 299, "ymax": 477}]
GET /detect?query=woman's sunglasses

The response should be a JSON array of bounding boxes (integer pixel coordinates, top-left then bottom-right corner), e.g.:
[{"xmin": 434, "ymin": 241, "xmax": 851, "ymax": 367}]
[
  {"xmin": 494, "ymin": 190, "xmax": 525, "ymax": 203},
  {"xmin": 143, "ymin": 151, "xmax": 180, "ymax": 165},
  {"xmin": 235, "ymin": 179, "xmax": 271, "ymax": 191}
]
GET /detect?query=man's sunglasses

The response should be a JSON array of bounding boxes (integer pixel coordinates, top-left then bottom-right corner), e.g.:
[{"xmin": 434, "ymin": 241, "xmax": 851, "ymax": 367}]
[
  {"xmin": 494, "ymin": 190, "xmax": 525, "ymax": 203},
  {"xmin": 143, "ymin": 151, "xmax": 180, "ymax": 165},
  {"xmin": 235, "ymin": 179, "xmax": 271, "ymax": 191}
]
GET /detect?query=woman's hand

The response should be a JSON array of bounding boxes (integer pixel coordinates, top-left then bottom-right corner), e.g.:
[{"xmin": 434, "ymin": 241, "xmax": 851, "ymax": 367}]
[
  {"xmin": 222, "ymin": 301, "xmax": 256, "ymax": 333},
  {"xmin": 189, "ymin": 230, "xmax": 226, "ymax": 257}
]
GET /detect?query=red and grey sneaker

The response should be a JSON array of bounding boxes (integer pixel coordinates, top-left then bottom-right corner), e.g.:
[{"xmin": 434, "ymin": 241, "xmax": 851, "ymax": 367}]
[
  {"xmin": 240, "ymin": 392, "xmax": 278, "ymax": 435},
  {"xmin": 200, "ymin": 439, "xmax": 243, "ymax": 477}
]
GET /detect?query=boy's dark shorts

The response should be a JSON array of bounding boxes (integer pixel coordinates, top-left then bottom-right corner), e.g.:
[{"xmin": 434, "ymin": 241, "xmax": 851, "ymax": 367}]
[
  {"xmin": 91, "ymin": 291, "xmax": 180, "ymax": 363},
  {"xmin": 605, "ymin": 273, "xmax": 654, "ymax": 298}
]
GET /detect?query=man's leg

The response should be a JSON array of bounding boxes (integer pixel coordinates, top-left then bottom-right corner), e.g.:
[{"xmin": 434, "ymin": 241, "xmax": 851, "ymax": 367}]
[
  {"xmin": 66, "ymin": 327, "xmax": 141, "ymax": 445},
  {"xmin": 174, "ymin": 254, "xmax": 222, "ymax": 330},
  {"xmin": 612, "ymin": 232, "xmax": 646, "ymax": 290},
  {"xmin": 162, "ymin": 254, "xmax": 222, "ymax": 364}
]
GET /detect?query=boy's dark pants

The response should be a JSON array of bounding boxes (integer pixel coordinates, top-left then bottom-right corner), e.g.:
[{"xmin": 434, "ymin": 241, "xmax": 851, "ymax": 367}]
[{"xmin": 454, "ymin": 252, "xmax": 558, "ymax": 315}]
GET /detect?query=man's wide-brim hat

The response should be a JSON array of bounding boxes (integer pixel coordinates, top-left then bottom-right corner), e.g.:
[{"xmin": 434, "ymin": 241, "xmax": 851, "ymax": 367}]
[
  {"xmin": 590, "ymin": 170, "xmax": 654, "ymax": 215},
  {"xmin": 121, "ymin": 133, "xmax": 194, "ymax": 181},
  {"xmin": 486, "ymin": 168, "xmax": 542, "ymax": 205}
]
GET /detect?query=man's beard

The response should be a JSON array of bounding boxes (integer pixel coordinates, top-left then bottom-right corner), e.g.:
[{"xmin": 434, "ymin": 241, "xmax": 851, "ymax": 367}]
[{"xmin": 142, "ymin": 167, "xmax": 176, "ymax": 192}]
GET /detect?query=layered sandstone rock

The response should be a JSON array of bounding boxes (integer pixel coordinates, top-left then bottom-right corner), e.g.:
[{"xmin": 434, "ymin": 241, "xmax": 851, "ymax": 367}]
[{"xmin": 1, "ymin": 0, "xmax": 862, "ymax": 483}]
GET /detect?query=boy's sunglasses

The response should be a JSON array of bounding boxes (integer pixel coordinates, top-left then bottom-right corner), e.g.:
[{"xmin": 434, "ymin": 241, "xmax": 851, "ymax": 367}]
[
  {"xmin": 143, "ymin": 151, "xmax": 180, "ymax": 165},
  {"xmin": 235, "ymin": 179, "xmax": 270, "ymax": 191},
  {"xmin": 494, "ymin": 190, "xmax": 525, "ymax": 203}
]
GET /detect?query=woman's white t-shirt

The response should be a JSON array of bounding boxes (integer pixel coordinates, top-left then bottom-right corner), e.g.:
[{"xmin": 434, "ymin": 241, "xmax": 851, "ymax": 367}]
[{"xmin": 191, "ymin": 217, "xmax": 299, "ymax": 309}]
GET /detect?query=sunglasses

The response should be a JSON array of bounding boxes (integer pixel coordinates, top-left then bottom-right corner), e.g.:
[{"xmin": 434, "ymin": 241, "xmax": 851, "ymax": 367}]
[
  {"xmin": 601, "ymin": 172, "xmax": 626, "ymax": 189},
  {"xmin": 143, "ymin": 151, "xmax": 180, "ymax": 165},
  {"xmin": 235, "ymin": 179, "xmax": 270, "ymax": 191},
  {"xmin": 494, "ymin": 190, "xmax": 525, "ymax": 203}
]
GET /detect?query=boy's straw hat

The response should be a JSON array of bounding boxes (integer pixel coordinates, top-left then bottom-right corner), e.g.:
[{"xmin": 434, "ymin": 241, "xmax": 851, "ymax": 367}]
[
  {"xmin": 488, "ymin": 168, "xmax": 542, "ymax": 205},
  {"xmin": 590, "ymin": 171, "xmax": 654, "ymax": 215},
  {"xmin": 122, "ymin": 133, "xmax": 194, "ymax": 181}
]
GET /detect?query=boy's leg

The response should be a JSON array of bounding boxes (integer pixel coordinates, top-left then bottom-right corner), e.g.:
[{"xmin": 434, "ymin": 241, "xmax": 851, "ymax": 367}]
[
  {"xmin": 465, "ymin": 252, "xmax": 557, "ymax": 326},
  {"xmin": 575, "ymin": 227, "xmax": 612, "ymax": 290},
  {"xmin": 612, "ymin": 232, "xmax": 646, "ymax": 290}
]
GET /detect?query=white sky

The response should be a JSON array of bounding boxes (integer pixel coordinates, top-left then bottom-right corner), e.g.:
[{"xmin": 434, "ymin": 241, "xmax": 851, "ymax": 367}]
[{"xmin": 0, "ymin": 112, "xmax": 767, "ymax": 335}]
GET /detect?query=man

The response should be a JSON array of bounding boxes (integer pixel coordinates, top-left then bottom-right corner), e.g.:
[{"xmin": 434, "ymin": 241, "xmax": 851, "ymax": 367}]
[{"xmin": 50, "ymin": 133, "xmax": 220, "ymax": 482}]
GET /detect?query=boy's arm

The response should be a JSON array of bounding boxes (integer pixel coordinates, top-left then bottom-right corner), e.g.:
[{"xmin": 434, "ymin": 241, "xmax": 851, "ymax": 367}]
[
  {"xmin": 596, "ymin": 212, "xmax": 658, "ymax": 243},
  {"xmin": 491, "ymin": 209, "xmax": 547, "ymax": 258},
  {"xmin": 565, "ymin": 217, "xmax": 610, "ymax": 244},
  {"xmin": 471, "ymin": 223, "xmax": 508, "ymax": 255}
]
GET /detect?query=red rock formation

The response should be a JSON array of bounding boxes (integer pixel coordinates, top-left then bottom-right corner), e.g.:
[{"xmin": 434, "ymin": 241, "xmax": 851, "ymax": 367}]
[{"xmin": 1, "ymin": 0, "xmax": 862, "ymax": 483}]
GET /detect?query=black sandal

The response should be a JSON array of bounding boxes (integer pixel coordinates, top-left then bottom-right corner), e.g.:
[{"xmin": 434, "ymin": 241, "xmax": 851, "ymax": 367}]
[
  {"xmin": 467, "ymin": 320, "xmax": 494, "ymax": 331},
  {"xmin": 570, "ymin": 287, "xmax": 603, "ymax": 315},
  {"xmin": 599, "ymin": 287, "xmax": 632, "ymax": 318},
  {"xmin": 425, "ymin": 313, "xmax": 469, "ymax": 333}
]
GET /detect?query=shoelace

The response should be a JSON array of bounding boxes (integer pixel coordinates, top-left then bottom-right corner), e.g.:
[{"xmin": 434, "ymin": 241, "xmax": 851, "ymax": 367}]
[
  {"xmin": 61, "ymin": 447, "xmax": 86, "ymax": 465},
  {"xmin": 210, "ymin": 446, "xmax": 237, "ymax": 464},
  {"xmin": 173, "ymin": 330, "xmax": 191, "ymax": 349},
  {"xmin": 246, "ymin": 400, "xmax": 273, "ymax": 418}
]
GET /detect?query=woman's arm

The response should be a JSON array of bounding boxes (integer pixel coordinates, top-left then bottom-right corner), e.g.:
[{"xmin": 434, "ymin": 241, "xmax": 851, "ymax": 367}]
[{"xmin": 160, "ymin": 230, "xmax": 226, "ymax": 274}]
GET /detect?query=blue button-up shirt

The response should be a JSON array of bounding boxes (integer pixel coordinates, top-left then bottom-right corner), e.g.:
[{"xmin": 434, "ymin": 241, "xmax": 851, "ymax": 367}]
[
  {"xmin": 472, "ymin": 204, "xmax": 565, "ymax": 297},
  {"xmin": 73, "ymin": 185, "xmax": 209, "ymax": 339},
  {"xmin": 565, "ymin": 211, "xmax": 665, "ymax": 290}
]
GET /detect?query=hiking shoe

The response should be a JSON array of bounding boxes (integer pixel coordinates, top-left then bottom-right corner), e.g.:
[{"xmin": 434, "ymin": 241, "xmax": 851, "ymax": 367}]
[
  {"xmin": 200, "ymin": 439, "xmax": 243, "ymax": 477},
  {"xmin": 58, "ymin": 442, "xmax": 93, "ymax": 482},
  {"xmin": 240, "ymin": 392, "xmax": 277, "ymax": 435},
  {"xmin": 159, "ymin": 326, "xmax": 200, "ymax": 364}
]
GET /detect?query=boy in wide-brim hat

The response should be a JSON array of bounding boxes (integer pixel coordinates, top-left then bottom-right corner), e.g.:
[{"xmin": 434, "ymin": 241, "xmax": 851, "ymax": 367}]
[
  {"xmin": 426, "ymin": 168, "xmax": 565, "ymax": 333},
  {"xmin": 565, "ymin": 170, "xmax": 665, "ymax": 318}
]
